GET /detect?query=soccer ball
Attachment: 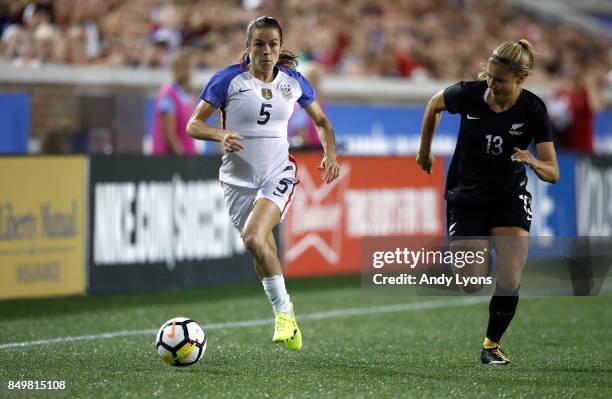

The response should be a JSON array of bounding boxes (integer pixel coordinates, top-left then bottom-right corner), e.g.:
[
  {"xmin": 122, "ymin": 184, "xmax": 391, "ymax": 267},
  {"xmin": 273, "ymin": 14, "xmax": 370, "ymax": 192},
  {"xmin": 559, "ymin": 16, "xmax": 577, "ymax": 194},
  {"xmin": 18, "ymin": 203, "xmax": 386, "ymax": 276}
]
[{"xmin": 156, "ymin": 317, "xmax": 207, "ymax": 367}]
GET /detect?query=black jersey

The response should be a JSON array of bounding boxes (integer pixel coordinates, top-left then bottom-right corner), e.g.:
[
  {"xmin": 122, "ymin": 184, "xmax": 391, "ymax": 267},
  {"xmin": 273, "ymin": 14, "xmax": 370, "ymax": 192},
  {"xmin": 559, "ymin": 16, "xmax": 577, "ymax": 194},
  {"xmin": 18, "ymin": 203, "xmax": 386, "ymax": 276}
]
[{"xmin": 443, "ymin": 80, "xmax": 553, "ymax": 202}]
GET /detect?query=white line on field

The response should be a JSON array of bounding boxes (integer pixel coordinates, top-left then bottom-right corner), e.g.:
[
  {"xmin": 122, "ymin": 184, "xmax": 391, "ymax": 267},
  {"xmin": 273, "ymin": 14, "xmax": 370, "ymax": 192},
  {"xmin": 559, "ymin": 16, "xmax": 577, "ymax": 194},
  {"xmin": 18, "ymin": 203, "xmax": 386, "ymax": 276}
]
[{"xmin": 0, "ymin": 297, "xmax": 488, "ymax": 350}]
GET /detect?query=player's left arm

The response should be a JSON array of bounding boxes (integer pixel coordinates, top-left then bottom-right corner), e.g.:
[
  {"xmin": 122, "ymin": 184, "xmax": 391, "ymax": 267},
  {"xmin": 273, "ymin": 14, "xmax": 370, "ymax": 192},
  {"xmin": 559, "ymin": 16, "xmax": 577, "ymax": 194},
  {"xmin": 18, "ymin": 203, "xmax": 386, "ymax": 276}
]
[
  {"xmin": 304, "ymin": 100, "xmax": 340, "ymax": 184},
  {"xmin": 512, "ymin": 142, "xmax": 559, "ymax": 184}
]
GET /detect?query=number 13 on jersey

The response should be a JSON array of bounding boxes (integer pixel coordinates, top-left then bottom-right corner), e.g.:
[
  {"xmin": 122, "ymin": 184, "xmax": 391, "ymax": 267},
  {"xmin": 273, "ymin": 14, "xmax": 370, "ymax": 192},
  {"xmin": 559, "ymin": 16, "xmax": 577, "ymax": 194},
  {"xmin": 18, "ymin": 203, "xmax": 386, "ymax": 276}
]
[{"xmin": 485, "ymin": 134, "xmax": 503, "ymax": 155}]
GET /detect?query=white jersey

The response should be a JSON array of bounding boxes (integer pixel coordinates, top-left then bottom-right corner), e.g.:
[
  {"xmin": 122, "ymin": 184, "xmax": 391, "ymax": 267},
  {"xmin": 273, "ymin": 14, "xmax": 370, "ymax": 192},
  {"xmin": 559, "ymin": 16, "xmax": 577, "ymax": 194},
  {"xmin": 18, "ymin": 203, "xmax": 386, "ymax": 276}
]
[{"xmin": 200, "ymin": 64, "xmax": 315, "ymax": 188}]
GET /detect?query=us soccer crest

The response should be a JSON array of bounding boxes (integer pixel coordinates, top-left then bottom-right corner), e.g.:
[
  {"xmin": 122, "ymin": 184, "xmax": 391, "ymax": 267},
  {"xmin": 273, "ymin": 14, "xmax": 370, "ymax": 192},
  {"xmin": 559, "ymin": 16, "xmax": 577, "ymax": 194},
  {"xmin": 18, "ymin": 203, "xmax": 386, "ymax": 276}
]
[
  {"xmin": 280, "ymin": 83, "xmax": 292, "ymax": 101},
  {"xmin": 261, "ymin": 88, "xmax": 273, "ymax": 100}
]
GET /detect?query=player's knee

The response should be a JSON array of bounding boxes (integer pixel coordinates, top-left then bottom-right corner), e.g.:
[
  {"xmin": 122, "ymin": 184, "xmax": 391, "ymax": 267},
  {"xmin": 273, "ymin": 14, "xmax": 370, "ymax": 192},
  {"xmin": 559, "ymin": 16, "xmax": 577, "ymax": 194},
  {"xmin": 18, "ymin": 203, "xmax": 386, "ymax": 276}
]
[
  {"xmin": 496, "ymin": 279, "xmax": 520, "ymax": 294},
  {"xmin": 460, "ymin": 282, "xmax": 484, "ymax": 294},
  {"xmin": 242, "ymin": 233, "xmax": 266, "ymax": 256}
]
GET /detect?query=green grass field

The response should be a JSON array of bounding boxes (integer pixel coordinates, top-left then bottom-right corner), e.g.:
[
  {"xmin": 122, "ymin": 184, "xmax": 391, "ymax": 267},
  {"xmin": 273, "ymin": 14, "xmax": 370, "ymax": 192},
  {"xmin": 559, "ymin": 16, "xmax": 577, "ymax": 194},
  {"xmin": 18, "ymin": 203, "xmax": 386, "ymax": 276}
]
[{"xmin": 0, "ymin": 276, "xmax": 610, "ymax": 398}]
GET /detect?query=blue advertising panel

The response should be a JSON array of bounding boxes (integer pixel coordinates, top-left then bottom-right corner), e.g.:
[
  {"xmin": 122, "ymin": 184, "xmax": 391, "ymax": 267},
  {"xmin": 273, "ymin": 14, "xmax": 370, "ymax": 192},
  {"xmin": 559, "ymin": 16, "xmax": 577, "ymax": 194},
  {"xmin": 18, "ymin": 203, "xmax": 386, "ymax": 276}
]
[
  {"xmin": 527, "ymin": 153, "xmax": 577, "ymax": 238},
  {"xmin": 325, "ymin": 103, "xmax": 460, "ymax": 155},
  {"xmin": 595, "ymin": 109, "xmax": 612, "ymax": 154},
  {"xmin": 523, "ymin": 153, "xmax": 577, "ymax": 262},
  {"xmin": 0, "ymin": 93, "xmax": 30, "ymax": 154}
]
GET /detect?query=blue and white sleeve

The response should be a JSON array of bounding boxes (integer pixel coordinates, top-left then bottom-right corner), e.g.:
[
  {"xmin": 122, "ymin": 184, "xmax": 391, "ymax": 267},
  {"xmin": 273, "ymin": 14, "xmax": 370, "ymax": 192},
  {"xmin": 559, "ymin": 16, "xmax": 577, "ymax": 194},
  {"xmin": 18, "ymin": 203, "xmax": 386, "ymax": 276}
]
[
  {"xmin": 296, "ymin": 73, "xmax": 316, "ymax": 109},
  {"xmin": 200, "ymin": 65, "xmax": 242, "ymax": 108},
  {"xmin": 281, "ymin": 67, "xmax": 317, "ymax": 108}
]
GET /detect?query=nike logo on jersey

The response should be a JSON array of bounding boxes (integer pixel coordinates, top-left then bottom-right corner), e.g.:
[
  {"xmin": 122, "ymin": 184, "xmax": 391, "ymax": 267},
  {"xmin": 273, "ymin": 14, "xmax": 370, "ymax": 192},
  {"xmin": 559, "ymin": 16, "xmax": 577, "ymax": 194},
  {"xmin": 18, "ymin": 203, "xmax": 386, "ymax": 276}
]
[
  {"xmin": 239, "ymin": 88, "xmax": 252, "ymax": 93},
  {"xmin": 467, "ymin": 114, "xmax": 480, "ymax": 120}
]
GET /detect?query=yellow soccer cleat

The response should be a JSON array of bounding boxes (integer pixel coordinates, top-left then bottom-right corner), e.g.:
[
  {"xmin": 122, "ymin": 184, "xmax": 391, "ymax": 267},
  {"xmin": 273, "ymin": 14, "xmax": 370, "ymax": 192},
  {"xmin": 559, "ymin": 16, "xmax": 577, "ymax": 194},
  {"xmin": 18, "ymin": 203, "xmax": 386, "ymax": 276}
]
[
  {"xmin": 284, "ymin": 322, "xmax": 302, "ymax": 351},
  {"xmin": 272, "ymin": 310, "xmax": 302, "ymax": 351}
]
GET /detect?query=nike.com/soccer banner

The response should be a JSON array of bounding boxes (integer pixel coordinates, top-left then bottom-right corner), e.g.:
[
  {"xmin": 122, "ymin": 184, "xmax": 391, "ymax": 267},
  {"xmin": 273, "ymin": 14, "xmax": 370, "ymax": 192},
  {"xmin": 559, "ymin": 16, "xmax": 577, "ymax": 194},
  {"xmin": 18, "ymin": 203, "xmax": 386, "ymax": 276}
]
[
  {"xmin": 283, "ymin": 154, "xmax": 446, "ymax": 278},
  {"xmin": 88, "ymin": 156, "xmax": 254, "ymax": 294},
  {"xmin": 0, "ymin": 156, "xmax": 87, "ymax": 299}
]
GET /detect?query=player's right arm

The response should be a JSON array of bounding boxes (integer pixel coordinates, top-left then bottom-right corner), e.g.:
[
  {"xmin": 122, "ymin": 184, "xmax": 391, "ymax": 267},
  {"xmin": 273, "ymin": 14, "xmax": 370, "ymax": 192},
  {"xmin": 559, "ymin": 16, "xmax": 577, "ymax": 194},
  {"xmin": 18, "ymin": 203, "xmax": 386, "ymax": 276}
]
[
  {"xmin": 187, "ymin": 100, "xmax": 244, "ymax": 152},
  {"xmin": 417, "ymin": 90, "xmax": 446, "ymax": 174}
]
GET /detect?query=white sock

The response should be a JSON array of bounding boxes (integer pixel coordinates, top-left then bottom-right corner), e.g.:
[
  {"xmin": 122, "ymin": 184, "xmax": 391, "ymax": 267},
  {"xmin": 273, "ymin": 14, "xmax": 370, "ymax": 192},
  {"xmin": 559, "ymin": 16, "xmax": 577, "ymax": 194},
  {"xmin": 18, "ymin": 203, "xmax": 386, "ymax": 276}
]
[{"xmin": 262, "ymin": 275, "xmax": 292, "ymax": 315}]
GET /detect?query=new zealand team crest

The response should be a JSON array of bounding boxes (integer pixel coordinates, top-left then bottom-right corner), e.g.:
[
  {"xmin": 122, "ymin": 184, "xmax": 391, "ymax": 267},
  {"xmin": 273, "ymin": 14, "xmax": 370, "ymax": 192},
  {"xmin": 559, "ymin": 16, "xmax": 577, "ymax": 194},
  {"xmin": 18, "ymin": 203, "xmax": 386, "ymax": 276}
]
[
  {"xmin": 261, "ymin": 88, "xmax": 273, "ymax": 100},
  {"xmin": 509, "ymin": 122, "xmax": 525, "ymax": 136},
  {"xmin": 279, "ymin": 83, "xmax": 292, "ymax": 101}
]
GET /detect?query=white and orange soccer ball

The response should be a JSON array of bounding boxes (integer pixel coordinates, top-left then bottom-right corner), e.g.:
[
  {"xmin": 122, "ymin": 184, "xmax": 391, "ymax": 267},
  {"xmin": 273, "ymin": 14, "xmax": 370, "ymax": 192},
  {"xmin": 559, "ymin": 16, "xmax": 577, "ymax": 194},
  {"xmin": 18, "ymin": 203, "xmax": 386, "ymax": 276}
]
[{"xmin": 156, "ymin": 317, "xmax": 207, "ymax": 367}]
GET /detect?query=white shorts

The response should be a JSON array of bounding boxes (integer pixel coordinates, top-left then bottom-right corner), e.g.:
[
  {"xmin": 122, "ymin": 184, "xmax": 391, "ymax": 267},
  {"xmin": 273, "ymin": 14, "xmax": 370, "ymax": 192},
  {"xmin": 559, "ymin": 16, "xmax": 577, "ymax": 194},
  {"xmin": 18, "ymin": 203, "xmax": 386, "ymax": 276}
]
[{"xmin": 222, "ymin": 158, "xmax": 299, "ymax": 233}]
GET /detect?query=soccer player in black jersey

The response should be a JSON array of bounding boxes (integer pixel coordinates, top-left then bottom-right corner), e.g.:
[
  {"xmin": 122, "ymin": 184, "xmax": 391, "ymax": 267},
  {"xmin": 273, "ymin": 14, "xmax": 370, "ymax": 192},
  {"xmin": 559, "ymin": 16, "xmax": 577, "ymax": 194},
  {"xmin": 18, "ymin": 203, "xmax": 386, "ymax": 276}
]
[{"xmin": 417, "ymin": 39, "xmax": 559, "ymax": 365}]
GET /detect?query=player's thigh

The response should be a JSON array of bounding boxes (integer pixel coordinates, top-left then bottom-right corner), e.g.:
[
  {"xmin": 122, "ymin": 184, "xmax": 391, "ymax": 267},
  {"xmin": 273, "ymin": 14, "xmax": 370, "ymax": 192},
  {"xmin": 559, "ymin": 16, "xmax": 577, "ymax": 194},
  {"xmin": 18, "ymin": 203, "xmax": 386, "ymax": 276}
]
[
  {"xmin": 450, "ymin": 239, "xmax": 490, "ymax": 278},
  {"xmin": 242, "ymin": 198, "xmax": 281, "ymax": 243},
  {"xmin": 257, "ymin": 167, "xmax": 299, "ymax": 223},
  {"xmin": 446, "ymin": 200, "xmax": 489, "ymax": 238},
  {"xmin": 490, "ymin": 190, "xmax": 531, "ymax": 290},
  {"xmin": 223, "ymin": 183, "xmax": 258, "ymax": 234},
  {"xmin": 244, "ymin": 170, "xmax": 298, "ymax": 251},
  {"xmin": 447, "ymin": 201, "xmax": 490, "ymax": 276},
  {"xmin": 491, "ymin": 226, "xmax": 529, "ymax": 291}
]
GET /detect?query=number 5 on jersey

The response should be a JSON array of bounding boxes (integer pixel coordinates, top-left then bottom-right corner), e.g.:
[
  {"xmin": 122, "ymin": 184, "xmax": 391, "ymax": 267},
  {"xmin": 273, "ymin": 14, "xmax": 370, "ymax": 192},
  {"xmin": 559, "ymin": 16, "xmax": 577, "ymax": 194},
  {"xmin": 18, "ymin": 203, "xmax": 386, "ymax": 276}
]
[{"xmin": 257, "ymin": 103, "xmax": 272, "ymax": 125}]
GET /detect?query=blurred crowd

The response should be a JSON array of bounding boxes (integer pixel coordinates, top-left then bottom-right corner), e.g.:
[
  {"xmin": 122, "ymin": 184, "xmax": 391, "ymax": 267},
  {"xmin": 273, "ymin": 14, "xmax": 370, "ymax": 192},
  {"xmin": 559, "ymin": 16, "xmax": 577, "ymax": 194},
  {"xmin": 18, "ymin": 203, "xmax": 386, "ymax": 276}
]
[{"xmin": 0, "ymin": 0, "xmax": 610, "ymax": 83}]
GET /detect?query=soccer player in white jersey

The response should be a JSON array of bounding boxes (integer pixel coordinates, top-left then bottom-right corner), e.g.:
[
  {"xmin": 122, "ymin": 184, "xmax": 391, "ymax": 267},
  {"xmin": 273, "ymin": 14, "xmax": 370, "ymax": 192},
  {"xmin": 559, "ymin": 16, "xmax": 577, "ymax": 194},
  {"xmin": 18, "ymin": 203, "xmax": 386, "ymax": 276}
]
[{"xmin": 187, "ymin": 16, "xmax": 340, "ymax": 351}]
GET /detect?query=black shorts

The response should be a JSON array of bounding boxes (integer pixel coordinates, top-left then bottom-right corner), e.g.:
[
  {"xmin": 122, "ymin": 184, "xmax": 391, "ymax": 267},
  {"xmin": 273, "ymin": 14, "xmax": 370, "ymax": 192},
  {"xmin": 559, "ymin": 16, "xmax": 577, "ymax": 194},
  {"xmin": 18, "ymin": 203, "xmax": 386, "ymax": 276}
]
[{"xmin": 446, "ymin": 189, "xmax": 532, "ymax": 238}]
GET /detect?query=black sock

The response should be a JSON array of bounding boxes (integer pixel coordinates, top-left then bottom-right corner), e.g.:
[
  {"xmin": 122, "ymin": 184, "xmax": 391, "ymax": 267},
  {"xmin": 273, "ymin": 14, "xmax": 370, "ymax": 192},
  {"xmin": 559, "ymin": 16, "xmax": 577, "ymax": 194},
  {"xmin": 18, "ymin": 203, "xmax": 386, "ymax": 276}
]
[{"xmin": 485, "ymin": 285, "xmax": 519, "ymax": 344}]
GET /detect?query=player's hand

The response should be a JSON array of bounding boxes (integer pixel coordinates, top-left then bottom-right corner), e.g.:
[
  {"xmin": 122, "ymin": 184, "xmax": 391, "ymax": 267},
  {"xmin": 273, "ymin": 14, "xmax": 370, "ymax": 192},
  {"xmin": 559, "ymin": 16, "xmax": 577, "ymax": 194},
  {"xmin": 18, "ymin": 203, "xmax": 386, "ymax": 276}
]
[
  {"xmin": 511, "ymin": 147, "xmax": 535, "ymax": 167},
  {"xmin": 317, "ymin": 154, "xmax": 340, "ymax": 184},
  {"xmin": 222, "ymin": 131, "xmax": 244, "ymax": 152},
  {"xmin": 416, "ymin": 151, "xmax": 435, "ymax": 174}
]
